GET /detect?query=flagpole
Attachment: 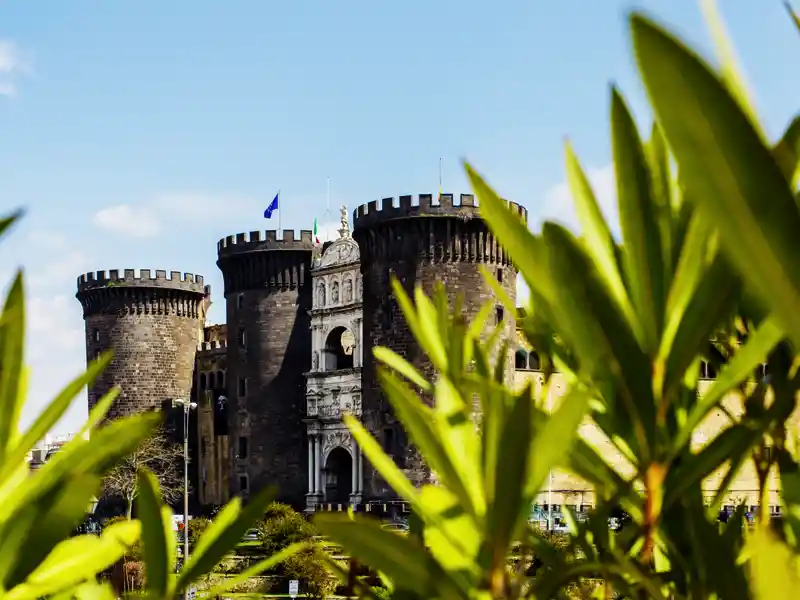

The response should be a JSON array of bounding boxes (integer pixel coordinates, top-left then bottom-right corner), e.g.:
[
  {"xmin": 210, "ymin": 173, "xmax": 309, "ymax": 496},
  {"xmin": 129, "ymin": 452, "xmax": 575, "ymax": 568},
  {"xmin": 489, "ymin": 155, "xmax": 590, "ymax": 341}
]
[
  {"xmin": 439, "ymin": 157, "xmax": 443, "ymax": 196},
  {"xmin": 278, "ymin": 189, "xmax": 282, "ymax": 236}
]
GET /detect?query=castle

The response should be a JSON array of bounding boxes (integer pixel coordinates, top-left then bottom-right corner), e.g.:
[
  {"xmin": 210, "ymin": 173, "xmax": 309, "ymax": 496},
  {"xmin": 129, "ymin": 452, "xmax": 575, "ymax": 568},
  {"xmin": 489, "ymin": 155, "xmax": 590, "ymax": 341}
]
[{"xmin": 76, "ymin": 193, "xmax": 783, "ymax": 517}]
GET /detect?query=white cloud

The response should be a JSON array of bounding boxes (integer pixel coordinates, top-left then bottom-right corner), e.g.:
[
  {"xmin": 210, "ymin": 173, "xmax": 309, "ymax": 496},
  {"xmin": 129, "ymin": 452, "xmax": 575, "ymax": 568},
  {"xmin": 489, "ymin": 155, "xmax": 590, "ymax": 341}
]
[
  {"xmin": 92, "ymin": 204, "xmax": 162, "ymax": 238},
  {"xmin": 539, "ymin": 164, "xmax": 617, "ymax": 233},
  {"xmin": 91, "ymin": 192, "xmax": 263, "ymax": 238},
  {"xmin": 516, "ymin": 164, "xmax": 617, "ymax": 307},
  {"xmin": 0, "ymin": 39, "xmax": 31, "ymax": 98}
]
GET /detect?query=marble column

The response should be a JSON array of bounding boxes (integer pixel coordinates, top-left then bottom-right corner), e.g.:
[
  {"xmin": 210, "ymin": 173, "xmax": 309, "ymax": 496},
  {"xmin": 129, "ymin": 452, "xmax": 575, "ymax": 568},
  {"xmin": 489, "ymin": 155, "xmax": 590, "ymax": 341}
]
[
  {"xmin": 357, "ymin": 445, "xmax": 364, "ymax": 494},
  {"xmin": 314, "ymin": 435, "xmax": 323, "ymax": 497},
  {"xmin": 307, "ymin": 436, "xmax": 314, "ymax": 494},
  {"xmin": 350, "ymin": 436, "xmax": 358, "ymax": 495}
]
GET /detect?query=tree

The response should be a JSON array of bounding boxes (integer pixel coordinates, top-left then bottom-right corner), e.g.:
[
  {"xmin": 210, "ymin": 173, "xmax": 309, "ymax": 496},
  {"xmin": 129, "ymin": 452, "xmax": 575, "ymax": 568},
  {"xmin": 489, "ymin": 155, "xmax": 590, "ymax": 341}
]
[{"xmin": 103, "ymin": 427, "xmax": 185, "ymax": 518}]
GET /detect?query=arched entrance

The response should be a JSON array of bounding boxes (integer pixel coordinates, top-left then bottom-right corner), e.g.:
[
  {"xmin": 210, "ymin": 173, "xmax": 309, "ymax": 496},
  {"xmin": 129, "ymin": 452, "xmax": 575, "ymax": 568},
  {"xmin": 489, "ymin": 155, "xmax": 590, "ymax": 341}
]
[
  {"xmin": 323, "ymin": 326, "xmax": 355, "ymax": 371},
  {"xmin": 324, "ymin": 447, "xmax": 352, "ymax": 503}
]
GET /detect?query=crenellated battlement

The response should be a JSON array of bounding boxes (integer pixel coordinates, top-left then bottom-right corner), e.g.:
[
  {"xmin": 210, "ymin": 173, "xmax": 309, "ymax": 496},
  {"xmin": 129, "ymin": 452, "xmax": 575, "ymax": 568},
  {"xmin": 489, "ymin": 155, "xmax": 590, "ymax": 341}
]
[
  {"xmin": 353, "ymin": 193, "xmax": 528, "ymax": 229},
  {"xmin": 217, "ymin": 229, "xmax": 315, "ymax": 257},
  {"xmin": 76, "ymin": 269, "xmax": 207, "ymax": 294},
  {"xmin": 197, "ymin": 339, "xmax": 228, "ymax": 352}
]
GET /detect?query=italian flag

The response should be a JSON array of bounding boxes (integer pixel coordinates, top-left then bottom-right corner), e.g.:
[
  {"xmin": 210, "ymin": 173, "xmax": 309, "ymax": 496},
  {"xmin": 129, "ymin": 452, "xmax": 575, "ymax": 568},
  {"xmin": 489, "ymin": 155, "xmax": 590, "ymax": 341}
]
[{"xmin": 313, "ymin": 218, "xmax": 321, "ymax": 246}]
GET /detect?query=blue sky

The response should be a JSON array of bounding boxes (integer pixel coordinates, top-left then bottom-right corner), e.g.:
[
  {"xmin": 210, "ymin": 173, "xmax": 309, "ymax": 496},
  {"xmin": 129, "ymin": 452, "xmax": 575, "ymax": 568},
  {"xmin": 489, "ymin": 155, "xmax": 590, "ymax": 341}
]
[{"xmin": 1, "ymin": 0, "xmax": 797, "ymax": 435}]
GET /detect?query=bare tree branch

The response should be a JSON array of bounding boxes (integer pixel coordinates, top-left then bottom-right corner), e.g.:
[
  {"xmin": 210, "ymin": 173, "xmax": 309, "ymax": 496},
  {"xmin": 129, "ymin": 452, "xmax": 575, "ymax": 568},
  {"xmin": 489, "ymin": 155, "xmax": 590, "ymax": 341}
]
[{"xmin": 103, "ymin": 426, "xmax": 187, "ymax": 517}]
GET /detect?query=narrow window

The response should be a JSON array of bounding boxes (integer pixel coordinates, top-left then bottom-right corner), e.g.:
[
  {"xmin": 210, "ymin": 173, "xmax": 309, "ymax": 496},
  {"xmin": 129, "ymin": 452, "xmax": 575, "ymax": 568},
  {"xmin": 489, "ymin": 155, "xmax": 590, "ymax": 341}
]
[
  {"xmin": 238, "ymin": 474, "xmax": 249, "ymax": 492},
  {"xmin": 496, "ymin": 268, "xmax": 503, "ymax": 283},
  {"xmin": 237, "ymin": 327, "xmax": 246, "ymax": 347},
  {"xmin": 496, "ymin": 306, "xmax": 504, "ymax": 325},
  {"xmin": 94, "ymin": 329, "xmax": 100, "ymax": 342},
  {"xmin": 238, "ymin": 436, "xmax": 249, "ymax": 459},
  {"xmin": 237, "ymin": 376, "xmax": 247, "ymax": 397},
  {"xmin": 236, "ymin": 294, "xmax": 245, "ymax": 309}
]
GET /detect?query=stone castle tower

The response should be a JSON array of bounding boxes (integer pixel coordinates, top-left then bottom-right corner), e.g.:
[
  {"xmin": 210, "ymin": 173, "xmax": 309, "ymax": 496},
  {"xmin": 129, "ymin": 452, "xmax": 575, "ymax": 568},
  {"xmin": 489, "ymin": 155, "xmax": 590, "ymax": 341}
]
[
  {"xmin": 215, "ymin": 229, "xmax": 315, "ymax": 505},
  {"xmin": 75, "ymin": 269, "xmax": 208, "ymax": 420},
  {"xmin": 352, "ymin": 193, "xmax": 526, "ymax": 496}
]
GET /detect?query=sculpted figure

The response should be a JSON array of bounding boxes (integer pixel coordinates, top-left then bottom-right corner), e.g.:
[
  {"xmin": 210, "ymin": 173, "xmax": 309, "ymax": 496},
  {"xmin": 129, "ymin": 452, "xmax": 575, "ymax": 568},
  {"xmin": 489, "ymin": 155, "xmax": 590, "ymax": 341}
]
[
  {"xmin": 332, "ymin": 281, "xmax": 340, "ymax": 303},
  {"xmin": 344, "ymin": 278, "xmax": 353, "ymax": 302}
]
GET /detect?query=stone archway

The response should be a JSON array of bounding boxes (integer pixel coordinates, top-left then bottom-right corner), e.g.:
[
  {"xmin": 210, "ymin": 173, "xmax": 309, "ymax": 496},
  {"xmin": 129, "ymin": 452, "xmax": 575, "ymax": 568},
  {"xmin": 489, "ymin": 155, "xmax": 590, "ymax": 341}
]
[{"xmin": 324, "ymin": 446, "xmax": 352, "ymax": 503}]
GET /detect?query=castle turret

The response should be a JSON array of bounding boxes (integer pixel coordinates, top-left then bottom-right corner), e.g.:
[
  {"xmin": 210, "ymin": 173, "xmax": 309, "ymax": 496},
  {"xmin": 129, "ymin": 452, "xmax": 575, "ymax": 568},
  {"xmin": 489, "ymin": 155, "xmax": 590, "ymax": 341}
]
[
  {"xmin": 216, "ymin": 229, "xmax": 314, "ymax": 505},
  {"xmin": 352, "ymin": 193, "xmax": 526, "ymax": 496},
  {"xmin": 75, "ymin": 269, "xmax": 208, "ymax": 421}
]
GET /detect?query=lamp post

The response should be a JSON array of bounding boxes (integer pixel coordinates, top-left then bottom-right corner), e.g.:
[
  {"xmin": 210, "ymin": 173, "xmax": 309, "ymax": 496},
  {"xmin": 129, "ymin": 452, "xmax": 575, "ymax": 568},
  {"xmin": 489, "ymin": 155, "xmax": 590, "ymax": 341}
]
[{"xmin": 172, "ymin": 398, "xmax": 197, "ymax": 600}]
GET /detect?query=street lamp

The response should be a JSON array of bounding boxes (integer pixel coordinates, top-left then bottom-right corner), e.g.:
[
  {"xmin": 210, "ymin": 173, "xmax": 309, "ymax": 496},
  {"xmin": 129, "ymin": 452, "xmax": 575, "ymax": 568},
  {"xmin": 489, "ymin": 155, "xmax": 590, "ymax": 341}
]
[
  {"xmin": 87, "ymin": 495, "xmax": 99, "ymax": 515},
  {"xmin": 172, "ymin": 398, "xmax": 197, "ymax": 600}
]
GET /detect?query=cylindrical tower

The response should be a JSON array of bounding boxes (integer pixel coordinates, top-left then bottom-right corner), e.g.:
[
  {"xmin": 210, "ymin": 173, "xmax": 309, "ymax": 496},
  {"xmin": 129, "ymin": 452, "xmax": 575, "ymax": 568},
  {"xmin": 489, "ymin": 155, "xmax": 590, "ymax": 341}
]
[
  {"xmin": 216, "ymin": 229, "xmax": 314, "ymax": 506},
  {"xmin": 353, "ymin": 193, "xmax": 527, "ymax": 497},
  {"xmin": 75, "ymin": 269, "xmax": 208, "ymax": 421}
]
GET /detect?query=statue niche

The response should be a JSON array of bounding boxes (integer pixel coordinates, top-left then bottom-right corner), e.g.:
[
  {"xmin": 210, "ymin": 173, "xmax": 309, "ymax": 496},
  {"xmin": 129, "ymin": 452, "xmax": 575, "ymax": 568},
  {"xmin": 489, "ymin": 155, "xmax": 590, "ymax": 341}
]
[{"xmin": 344, "ymin": 278, "xmax": 353, "ymax": 302}]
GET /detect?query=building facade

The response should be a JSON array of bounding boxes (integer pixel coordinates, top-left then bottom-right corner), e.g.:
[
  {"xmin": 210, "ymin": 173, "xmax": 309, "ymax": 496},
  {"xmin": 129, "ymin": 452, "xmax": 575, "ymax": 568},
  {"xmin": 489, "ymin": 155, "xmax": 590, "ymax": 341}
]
[{"xmin": 304, "ymin": 207, "xmax": 364, "ymax": 510}]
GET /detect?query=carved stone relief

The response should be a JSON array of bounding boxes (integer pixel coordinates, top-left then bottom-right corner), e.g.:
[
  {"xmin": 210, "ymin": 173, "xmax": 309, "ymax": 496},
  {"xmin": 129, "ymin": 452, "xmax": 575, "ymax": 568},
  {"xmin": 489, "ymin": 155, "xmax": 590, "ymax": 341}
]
[{"xmin": 322, "ymin": 430, "xmax": 350, "ymax": 454}]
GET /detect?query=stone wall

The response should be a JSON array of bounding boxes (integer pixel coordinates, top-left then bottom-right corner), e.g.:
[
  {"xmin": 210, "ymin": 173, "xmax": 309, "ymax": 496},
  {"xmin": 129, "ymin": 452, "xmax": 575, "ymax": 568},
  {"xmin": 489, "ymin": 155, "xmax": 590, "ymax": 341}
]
[
  {"xmin": 216, "ymin": 230, "xmax": 314, "ymax": 507},
  {"xmin": 75, "ymin": 269, "xmax": 207, "ymax": 421},
  {"xmin": 353, "ymin": 193, "xmax": 526, "ymax": 498}
]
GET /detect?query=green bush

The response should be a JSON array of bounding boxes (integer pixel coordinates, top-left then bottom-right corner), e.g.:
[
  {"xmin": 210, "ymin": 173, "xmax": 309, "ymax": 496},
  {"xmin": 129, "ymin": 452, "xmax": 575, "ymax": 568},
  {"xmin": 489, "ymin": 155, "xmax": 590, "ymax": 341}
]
[
  {"xmin": 187, "ymin": 516, "xmax": 211, "ymax": 546},
  {"xmin": 258, "ymin": 503, "xmax": 334, "ymax": 598}
]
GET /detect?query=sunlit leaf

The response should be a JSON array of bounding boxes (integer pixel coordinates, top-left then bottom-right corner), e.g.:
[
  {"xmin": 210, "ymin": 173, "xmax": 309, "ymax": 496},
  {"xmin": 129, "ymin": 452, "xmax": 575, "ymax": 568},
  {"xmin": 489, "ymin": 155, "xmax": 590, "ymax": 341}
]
[{"xmin": 632, "ymin": 13, "xmax": 800, "ymax": 349}]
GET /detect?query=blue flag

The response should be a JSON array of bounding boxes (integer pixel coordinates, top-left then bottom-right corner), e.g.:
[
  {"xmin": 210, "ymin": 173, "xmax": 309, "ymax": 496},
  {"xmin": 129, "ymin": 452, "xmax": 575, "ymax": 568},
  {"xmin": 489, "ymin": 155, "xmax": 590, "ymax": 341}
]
[{"xmin": 264, "ymin": 192, "xmax": 279, "ymax": 219}]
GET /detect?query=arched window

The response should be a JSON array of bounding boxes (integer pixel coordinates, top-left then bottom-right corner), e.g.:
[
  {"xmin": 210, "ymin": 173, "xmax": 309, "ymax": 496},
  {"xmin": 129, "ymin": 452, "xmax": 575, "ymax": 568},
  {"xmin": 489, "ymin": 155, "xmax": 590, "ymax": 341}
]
[
  {"xmin": 208, "ymin": 371, "xmax": 216, "ymax": 389},
  {"xmin": 218, "ymin": 370, "xmax": 225, "ymax": 388},
  {"xmin": 515, "ymin": 349, "xmax": 528, "ymax": 370},
  {"xmin": 529, "ymin": 351, "xmax": 541, "ymax": 371},
  {"xmin": 323, "ymin": 326, "xmax": 355, "ymax": 371},
  {"xmin": 199, "ymin": 373, "xmax": 207, "ymax": 389}
]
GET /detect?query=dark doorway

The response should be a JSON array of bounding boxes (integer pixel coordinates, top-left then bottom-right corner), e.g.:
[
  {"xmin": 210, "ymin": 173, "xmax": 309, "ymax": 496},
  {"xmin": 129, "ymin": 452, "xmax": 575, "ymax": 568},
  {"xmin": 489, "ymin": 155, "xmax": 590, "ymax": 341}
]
[
  {"xmin": 323, "ymin": 326, "xmax": 355, "ymax": 370},
  {"xmin": 324, "ymin": 447, "xmax": 352, "ymax": 503}
]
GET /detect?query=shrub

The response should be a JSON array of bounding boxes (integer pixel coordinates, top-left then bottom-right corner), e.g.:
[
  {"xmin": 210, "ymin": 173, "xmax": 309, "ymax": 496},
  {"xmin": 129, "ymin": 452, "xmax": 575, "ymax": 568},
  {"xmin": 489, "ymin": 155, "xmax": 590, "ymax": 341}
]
[
  {"xmin": 187, "ymin": 516, "xmax": 211, "ymax": 546},
  {"xmin": 258, "ymin": 503, "xmax": 334, "ymax": 598}
]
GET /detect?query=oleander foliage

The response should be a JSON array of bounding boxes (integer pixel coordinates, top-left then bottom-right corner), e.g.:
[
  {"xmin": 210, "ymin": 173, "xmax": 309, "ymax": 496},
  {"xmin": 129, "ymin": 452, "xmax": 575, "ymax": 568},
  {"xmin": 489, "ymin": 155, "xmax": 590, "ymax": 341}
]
[
  {"xmin": 0, "ymin": 214, "xmax": 303, "ymax": 598},
  {"xmin": 313, "ymin": 1, "xmax": 800, "ymax": 598}
]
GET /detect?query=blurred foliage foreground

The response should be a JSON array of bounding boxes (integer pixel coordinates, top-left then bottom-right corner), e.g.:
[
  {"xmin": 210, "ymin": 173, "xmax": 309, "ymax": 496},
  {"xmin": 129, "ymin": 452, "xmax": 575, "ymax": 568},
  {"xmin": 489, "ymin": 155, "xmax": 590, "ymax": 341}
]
[{"xmin": 5, "ymin": 1, "xmax": 800, "ymax": 598}]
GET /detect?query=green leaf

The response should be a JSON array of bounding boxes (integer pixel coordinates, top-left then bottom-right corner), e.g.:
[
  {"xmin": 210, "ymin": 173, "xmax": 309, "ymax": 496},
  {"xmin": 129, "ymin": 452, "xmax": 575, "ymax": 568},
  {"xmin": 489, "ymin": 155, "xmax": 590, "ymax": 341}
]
[
  {"xmin": 16, "ymin": 520, "xmax": 140, "ymax": 598},
  {"xmin": 565, "ymin": 141, "xmax": 638, "ymax": 342},
  {"xmin": 4, "ymin": 351, "xmax": 114, "ymax": 477},
  {"xmin": 611, "ymin": 87, "xmax": 665, "ymax": 353},
  {"xmin": 484, "ymin": 388, "xmax": 532, "ymax": 573},
  {"xmin": 205, "ymin": 542, "xmax": 307, "ymax": 597},
  {"xmin": 700, "ymin": 0, "xmax": 762, "ymax": 135},
  {"xmin": 372, "ymin": 346, "xmax": 431, "ymax": 391},
  {"xmin": 786, "ymin": 1, "xmax": 800, "ymax": 34},
  {"xmin": 0, "ymin": 272, "xmax": 25, "ymax": 461},
  {"xmin": 526, "ymin": 387, "xmax": 590, "ymax": 499},
  {"xmin": 377, "ymin": 367, "xmax": 477, "ymax": 517},
  {"xmin": 3, "ymin": 473, "xmax": 102, "ymax": 588},
  {"xmin": 631, "ymin": 13, "xmax": 800, "ymax": 349},
  {"xmin": 177, "ymin": 485, "xmax": 276, "ymax": 591},
  {"xmin": 672, "ymin": 316, "xmax": 783, "ymax": 456},
  {"xmin": 0, "ymin": 210, "xmax": 23, "ymax": 241},
  {"xmin": 314, "ymin": 514, "xmax": 464, "ymax": 599},
  {"xmin": 664, "ymin": 424, "xmax": 761, "ymax": 508},
  {"xmin": 748, "ymin": 526, "xmax": 800, "ymax": 599},
  {"xmin": 136, "ymin": 470, "xmax": 170, "ymax": 597},
  {"xmin": 773, "ymin": 116, "xmax": 800, "ymax": 187}
]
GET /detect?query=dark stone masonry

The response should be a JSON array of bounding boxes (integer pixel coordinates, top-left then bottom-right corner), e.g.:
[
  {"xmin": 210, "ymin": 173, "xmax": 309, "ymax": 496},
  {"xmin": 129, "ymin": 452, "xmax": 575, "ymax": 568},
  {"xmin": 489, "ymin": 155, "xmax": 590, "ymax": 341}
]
[
  {"xmin": 75, "ymin": 195, "xmax": 527, "ymax": 510},
  {"xmin": 353, "ymin": 193, "xmax": 525, "ymax": 498},
  {"xmin": 75, "ymin": 269, "xmax": 208, "ymax": 421},
  {"xmin": 216, "ymin": 230, "xmax": 315, "ymax": 506}
]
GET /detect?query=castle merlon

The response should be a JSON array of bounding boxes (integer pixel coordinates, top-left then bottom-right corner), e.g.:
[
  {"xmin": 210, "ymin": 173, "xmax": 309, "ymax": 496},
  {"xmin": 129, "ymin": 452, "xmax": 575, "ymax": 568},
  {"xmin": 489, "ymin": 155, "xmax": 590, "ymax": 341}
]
[
  {"xmin": 76, "ymin": 269, "xmax": 207, "ymax": 294},
  {"xmin": 197, "ymin": 339, "xmax": 228, "ymax": 352},
  {"xmin": 352, "ymin": 193, "xmax": 528, "ymax": 228},
  {"xmin": 217, "ymin": 229, "xmax": 315, "ymax": 255}
]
